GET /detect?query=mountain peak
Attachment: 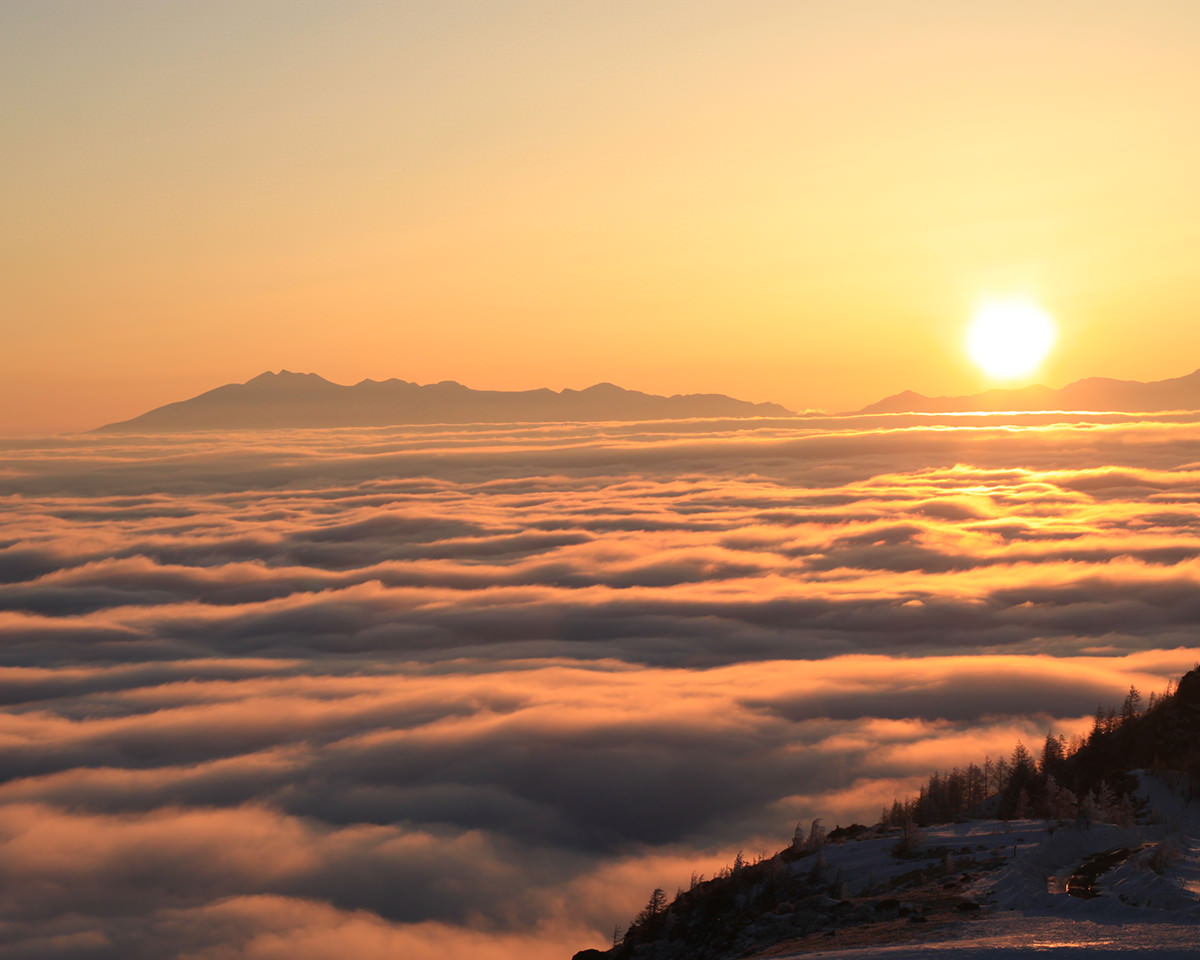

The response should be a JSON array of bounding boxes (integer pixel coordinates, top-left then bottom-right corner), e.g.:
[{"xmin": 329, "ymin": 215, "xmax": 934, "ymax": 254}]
[
  {"xmin": 247, "ymin": 369, "xmax": 332, "ymax": 385},
  {"xmin": 96, "ymin": 373, "xmax": 793, "ymax": 432},
  {"xmin": 857, "ymin": 368, "xmax": 1200, "ymax": 415}
]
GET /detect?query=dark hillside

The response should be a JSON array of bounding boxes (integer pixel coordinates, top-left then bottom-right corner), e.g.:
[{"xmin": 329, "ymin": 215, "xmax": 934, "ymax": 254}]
[{"xmin": 574, "ymin": 666, "xmax": 1200, "ymax": 960}]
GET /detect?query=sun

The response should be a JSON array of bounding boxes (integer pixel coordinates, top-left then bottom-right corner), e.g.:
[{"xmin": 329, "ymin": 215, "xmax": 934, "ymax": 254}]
[{"xmin": 966, "ymin": 299, "xmax": 1056, "ymax": 380}]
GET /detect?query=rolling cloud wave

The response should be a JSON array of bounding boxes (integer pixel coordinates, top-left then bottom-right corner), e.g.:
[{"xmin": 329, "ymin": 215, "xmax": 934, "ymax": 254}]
[{"xmin": 1, "ymin": 415, "xmax": 1198, "ymax": 957}]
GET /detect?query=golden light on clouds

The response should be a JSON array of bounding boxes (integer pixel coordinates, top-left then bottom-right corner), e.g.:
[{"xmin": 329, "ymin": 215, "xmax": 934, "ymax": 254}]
[
  {"xmin": 4, "ymin": 413, "xmax": 1200, "ymax": 955},
  {"xmin": 966, "ymin": 298, "xmax": 1057, "ymax": 381}
]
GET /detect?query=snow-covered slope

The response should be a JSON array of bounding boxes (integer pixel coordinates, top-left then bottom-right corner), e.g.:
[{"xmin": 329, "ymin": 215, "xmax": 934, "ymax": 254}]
[{"xmin": 760, "ymin": 772, "xmax": 1200, "ymax": 959}]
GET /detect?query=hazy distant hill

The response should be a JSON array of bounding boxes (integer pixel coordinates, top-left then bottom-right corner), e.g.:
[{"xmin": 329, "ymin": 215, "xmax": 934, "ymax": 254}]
[
  {"xmin": 858, "ymin": 368, "xmax": 1200, "ymax": 414},
  {"xmin": 96, "ymin": 371, "xmax": 794, "ymax": 431}
]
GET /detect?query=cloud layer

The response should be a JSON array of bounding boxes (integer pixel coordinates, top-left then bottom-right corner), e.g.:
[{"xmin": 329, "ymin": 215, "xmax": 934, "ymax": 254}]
[{"xmin": 1, "ymin": 414, "xmax": 1198, "ymax": 957}]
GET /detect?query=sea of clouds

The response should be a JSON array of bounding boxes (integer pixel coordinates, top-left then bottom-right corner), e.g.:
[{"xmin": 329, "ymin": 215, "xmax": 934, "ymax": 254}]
[{"xmin": 3, "ymin": 412, "xmax": 1200, "ymax": 959}]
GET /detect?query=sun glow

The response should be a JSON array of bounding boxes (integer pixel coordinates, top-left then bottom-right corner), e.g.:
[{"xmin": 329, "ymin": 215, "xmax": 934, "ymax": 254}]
[{"xmin": 966, "ymin": 299, "xmax": 1057, "ymax": 380}]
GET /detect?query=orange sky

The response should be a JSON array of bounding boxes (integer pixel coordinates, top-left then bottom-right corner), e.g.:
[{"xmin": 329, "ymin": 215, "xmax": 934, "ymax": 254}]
[{"xmin": 4, "ymin": 1, "xmax": 1199, "ymax": 434}]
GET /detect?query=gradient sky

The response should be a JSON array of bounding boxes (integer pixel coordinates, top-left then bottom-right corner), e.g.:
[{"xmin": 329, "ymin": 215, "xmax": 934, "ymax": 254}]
[{"xmin": 4, "ymin": 1, "xmax": 1200, "ymax": 433}]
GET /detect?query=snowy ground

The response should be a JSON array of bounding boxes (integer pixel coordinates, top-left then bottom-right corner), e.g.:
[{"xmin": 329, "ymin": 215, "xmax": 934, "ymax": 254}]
[
  {"xmin": 767, "ymin": 919, "xmax": 1200, "ymax": 959},
  {"xmin": 764, "ymin": 773, "xmax": 1200, "ymax": 958}
]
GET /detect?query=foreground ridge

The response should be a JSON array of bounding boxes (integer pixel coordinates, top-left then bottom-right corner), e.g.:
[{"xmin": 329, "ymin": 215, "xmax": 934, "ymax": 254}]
[{"xmin": 574, "ymin": 667, "xmax": 1200, "ymax": 960}]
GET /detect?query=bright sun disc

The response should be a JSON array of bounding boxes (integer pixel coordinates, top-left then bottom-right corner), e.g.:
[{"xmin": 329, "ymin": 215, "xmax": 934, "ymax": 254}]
[{"xmin": 966, "ymin": 299, "xmax": 1056, "ymax": 379}]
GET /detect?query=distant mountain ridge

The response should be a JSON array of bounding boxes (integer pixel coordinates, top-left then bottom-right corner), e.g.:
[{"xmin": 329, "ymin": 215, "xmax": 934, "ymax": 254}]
[
  {"xmin": 858, "ymin": 368, "xmax": 1200, "ymax": 414},
  {"xmin": 96, "ymin": 371, "xmax": 794, "ymax": 432}
]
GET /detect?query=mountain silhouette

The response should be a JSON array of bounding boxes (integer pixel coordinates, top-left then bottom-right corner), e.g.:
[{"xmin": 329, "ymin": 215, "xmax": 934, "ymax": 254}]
[
  {"xmin": 96, "ymin": 371, "xmax": 794, "ymax": 432},
  {"xmin": 857, "ymin": 369, "xmax": 1200, "ymax": 414}
]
